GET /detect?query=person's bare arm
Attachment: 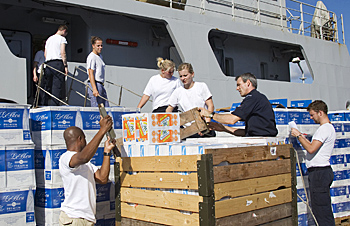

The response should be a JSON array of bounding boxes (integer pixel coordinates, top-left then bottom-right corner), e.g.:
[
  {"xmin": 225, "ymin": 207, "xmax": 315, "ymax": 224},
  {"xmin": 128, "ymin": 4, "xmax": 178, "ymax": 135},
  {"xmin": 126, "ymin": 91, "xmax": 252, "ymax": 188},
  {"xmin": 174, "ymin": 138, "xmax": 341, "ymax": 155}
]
[
  {"xmin": 205, "ymin": 97, "xmax": 214, "ymax": 123},
  {"xmin": 69, "ymin": 116, "xmax": 113, "ymax": 168},
  {"xmin": 166, "ymin": 105, "xmax": 174, "ymax": 112},
  {"xmin": 60, "ymin": 43, "xmax": 68, "ymax": 74},
  {"xmin": 88, "ymin": 69, "xmax": 99, "ymax": 97},
  {"xmin": 291, "ymin": 128, "xmax": 322, "ymax": 154},
  {"xmin": 95, "ymin": 137, "xmax": 116, "ymax": 184},
  {"xmin": 199, "ymin": 107, "xmax": 241, "ymax": 125},
  {"xmin": 137, "ymin": 94, "xmax": 150, "ymax": 109},
  {"xmin": 33, "ymin": 61, "xmax": 39, "ymax": 83}
]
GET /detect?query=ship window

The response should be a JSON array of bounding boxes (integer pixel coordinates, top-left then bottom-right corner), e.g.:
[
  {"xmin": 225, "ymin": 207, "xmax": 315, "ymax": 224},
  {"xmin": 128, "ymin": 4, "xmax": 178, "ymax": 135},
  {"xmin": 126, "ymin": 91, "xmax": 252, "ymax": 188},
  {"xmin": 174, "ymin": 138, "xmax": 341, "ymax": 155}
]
[
  {"xmin": 260, "ymin": 62, "xmax": 268, "ymax": 79},
  {"xmin": 225, "ymin": 57, "xmax": 234, "ymax": 76}
]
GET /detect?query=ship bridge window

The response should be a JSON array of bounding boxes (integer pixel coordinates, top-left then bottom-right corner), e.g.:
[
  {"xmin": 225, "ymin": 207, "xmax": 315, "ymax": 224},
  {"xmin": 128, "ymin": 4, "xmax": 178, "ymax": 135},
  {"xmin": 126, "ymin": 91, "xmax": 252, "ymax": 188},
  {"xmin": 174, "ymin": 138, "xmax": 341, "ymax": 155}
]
[{"xmin": 208, "ymin": 30, "xmax": 313, "ymax": 84}]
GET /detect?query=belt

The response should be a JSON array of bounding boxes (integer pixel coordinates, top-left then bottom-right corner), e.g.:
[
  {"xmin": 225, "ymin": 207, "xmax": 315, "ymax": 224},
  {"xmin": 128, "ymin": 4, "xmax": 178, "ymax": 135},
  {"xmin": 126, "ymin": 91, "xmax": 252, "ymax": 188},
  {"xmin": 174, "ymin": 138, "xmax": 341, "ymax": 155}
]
[
  {"xmin": 88, "ymin": 80, "xmax": 104, "ymax": 86},
  {"xmin": 45, "ymin": 59, "xmax": 63, "ymax": 63},
  {"xmin": 308, "ymin": 166, "xmax": 331, "ymax": 172}
]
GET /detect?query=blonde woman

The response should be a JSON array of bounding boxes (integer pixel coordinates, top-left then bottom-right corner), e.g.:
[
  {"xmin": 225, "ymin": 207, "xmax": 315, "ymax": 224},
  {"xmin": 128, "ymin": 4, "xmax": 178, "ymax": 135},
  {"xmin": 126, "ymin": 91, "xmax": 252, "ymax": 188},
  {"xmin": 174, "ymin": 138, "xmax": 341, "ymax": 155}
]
[
  {"xmin": 166, "ymin": 63, "xmax": 215, "ymax": 137},
  {"xmin": 137, "ymin": 57, "xmax": 181, "ymax": 112}
]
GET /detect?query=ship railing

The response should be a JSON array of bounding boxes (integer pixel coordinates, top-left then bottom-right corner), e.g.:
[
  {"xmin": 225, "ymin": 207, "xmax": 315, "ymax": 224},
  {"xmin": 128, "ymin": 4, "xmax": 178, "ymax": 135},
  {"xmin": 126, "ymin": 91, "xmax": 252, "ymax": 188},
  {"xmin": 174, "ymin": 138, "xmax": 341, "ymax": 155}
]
[{"xmin": 137, "ymin": 0, "xmax": 345, "ymax": 44}]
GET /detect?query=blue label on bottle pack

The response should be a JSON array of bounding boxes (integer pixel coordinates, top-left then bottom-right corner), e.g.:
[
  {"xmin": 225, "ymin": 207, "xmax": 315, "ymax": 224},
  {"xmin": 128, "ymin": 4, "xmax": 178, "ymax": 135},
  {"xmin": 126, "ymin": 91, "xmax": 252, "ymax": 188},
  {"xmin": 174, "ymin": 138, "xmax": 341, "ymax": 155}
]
[
  {"xmin": 330, "ymin": 155, "xmax": 345, "ymax": 165},
  {"xmin": 112, "ymin": 111, "xmax": 123, "ymax": 129},
  {"xmin": 6, "ymin": 148, "xmax": 34, "ymax": 171},
  {"xmin": 330, "ymin": 186, "xmax": 347, "ymax": 197},
  {"xmin": 30, "ymin": 111, "xmax": 51, "ymax": 131},
  {"xmin": 91, "ymin": 147, "xmax": 104, "ymax": 166},
  {"xmin": 26, "ymin": 211, "xmax": 35, "ymax": 222},
  {"xmin": 0, "ymin": 108, "xmax": 24, "ymax": 130},
  {"xmin": 45, "ymin": 171, "xmax": 52, "ymax": 180},
  {"xmin": 35, "ymin": 148, "xmax": 66, "ymax": 169},
  {"xmin": 23, "ymin": 130, "xmax": 31, "ymax": 140},
  {"xmin": 51, "ymin": 111, "xmax": 76, "ymax": 130},
  {"xmin": 288, "ymin": 111, "xmax": 301, "ymax": 124},
  {"xmin": 80, "ymin": 111, "xmax": 101, "ymax": 130},
  {"xmin": 300, "ymin": 111, "xmax": 314, "ymax": 124},
  {"xmin": 274, "ymin": 111, "xmax": 288, "ymax": 125},
  {"xmin": 34, "ymin": 187, "xmax": 65, "ymax": 208},
  {"xmin": 291, "ymin": 100, "xmax": 312, "ymax": 108},
  {"xmin": 0, "ymin": 148, "xmax": 5, "ymax": 172},
  {"xmin": 0, "ymin": 190, "xmax": 29, "ymax": 214},
  {"xmin": 96, "ymin": 183, "xmax": 111, "ymax": 202},
  {"xmin": 328, "ymin": 112, "xmax": 345, "ymax": 122}
]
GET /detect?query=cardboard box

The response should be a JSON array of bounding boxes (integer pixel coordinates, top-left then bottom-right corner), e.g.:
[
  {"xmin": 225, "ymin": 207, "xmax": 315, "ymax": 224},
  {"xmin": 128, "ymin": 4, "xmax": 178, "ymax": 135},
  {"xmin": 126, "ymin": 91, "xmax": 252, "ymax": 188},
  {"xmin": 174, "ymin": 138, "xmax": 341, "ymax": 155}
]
[{"xmin": 123, "ymin": 113, "xmax": 180, "ymax": 144}]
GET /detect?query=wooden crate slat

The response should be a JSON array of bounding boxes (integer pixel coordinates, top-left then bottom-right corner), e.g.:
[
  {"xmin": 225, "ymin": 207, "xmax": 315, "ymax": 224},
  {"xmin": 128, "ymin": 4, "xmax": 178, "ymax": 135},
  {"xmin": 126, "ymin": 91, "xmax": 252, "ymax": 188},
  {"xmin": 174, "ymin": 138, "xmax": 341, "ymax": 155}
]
[
  {"xmin": 116, "ymin": 155, "xmax": 201, "ymax": 172},
  {"xmin": 205, "ymin": 144, "xmax": 292, "ymax": 165},
  {"xmin": 214, "ymin": 174, "xmax": 291, "ymax": 200},
  {"xmin": 121, "ymin": 218, "xmax": 164, "ymax": 226},
  {"xmin": 213, "ymin": 158, "xmax": 291, "ymax": 183},
  {"xmin": 121, "ymin": 202, "xmax": 200, "ymax": 226},
  {"xmin": 259, "ymin": 216, "xmax": 293, "ymax": 226},
  {"xmin": 120, "ymin": 172, "xmax": 198, "ymax": 189},
  {"xmin": 121, "ymin": 187, "xmax": 203, "ymax": 212},
  {"xmin": 215, "ymin": 188, "xmax": 292, "ymax": 218},
  {"xmin": 215, "ymin": 203, "xmax": 292, "ymax": 226}
]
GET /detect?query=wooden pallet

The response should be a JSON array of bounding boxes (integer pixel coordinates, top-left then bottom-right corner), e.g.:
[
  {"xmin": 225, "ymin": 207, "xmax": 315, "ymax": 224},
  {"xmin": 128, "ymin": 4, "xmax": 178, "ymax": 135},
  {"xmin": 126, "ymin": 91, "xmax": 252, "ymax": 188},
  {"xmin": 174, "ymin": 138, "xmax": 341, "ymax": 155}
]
[
  {"xmin": 113, "ymin": 144, "xmax": 297, "ymax": 226},
  {"xmin": 335, "ymin": 216, "xmax": 350, "ymax": 226}
]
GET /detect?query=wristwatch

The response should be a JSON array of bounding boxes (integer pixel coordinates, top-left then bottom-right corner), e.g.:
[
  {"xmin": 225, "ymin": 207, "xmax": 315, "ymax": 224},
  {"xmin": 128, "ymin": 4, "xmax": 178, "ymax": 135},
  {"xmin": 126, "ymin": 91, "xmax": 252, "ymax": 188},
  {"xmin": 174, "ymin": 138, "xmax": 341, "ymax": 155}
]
[
  {"xmin": 103, "ymin": 152, "xmax": 112, "ymax": 156},
  {"xmin": 209, "ymin": 112, "xmax": 215, "ymax": 119}
]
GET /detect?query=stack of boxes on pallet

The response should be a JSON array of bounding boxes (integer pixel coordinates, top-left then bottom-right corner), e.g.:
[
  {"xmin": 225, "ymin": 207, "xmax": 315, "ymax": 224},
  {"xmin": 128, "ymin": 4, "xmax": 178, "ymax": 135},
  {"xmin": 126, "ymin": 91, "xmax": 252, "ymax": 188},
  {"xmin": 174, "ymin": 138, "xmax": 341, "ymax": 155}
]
[
  {"xmin": 273, "ymin": 107, "xmax": 350, "ymax": 225},
  {"xmin": 0, "ymin": 104, "xmax": 35, "ymax": 226},
  {"xmin": 30, "ymin": 106, "xmax": 138, "ymax": 226}
]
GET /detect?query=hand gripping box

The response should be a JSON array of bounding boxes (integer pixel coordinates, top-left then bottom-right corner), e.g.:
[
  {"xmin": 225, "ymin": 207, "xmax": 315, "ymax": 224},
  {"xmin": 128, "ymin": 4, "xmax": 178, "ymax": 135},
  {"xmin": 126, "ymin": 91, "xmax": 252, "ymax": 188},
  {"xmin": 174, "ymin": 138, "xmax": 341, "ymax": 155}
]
[
  {"xmin": 122, "ymin": 113, "xmax": 180, "ymax": 144},
  {"xmin": 30, "ymin": 106, "xmax": 80, "ymax": 145},
  {"xmin": 0, "ymin": 103, "xmax": 32, "ymax": 144}
]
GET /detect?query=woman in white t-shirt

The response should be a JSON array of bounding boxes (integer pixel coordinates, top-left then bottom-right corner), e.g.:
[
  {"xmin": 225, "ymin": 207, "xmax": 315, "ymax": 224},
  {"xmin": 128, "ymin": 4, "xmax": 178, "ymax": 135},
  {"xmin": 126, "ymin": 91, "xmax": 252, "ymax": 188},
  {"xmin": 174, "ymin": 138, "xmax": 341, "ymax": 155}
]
[
  {"xmin": 166, "ymin": 63, "xmax": 215, "ymax": 137},
  {"xmin": 137, "ymin": 57, "xmax": 181, "ymax": 112}
]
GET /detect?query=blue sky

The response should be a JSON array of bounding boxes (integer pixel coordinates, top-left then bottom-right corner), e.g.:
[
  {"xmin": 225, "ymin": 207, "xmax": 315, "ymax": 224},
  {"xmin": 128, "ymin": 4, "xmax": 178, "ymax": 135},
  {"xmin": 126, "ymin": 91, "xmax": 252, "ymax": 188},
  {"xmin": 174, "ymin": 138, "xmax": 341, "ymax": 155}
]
[{"xmin": 286, "ymin": 0, "xmax": 349, "ymax": 83}]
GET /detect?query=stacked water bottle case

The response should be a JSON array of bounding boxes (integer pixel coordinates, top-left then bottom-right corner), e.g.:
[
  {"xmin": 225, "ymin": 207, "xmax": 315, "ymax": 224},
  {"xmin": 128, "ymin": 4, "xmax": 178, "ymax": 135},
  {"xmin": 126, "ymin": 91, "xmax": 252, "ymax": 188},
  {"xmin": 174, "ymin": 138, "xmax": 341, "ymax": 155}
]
[
  {"xmin": 29, "ymin": 106, "xmax": 138, "ymax": 226},
  {"xmin": 0, "ymin": 104, "xmax": 35, "ymax": 226}
]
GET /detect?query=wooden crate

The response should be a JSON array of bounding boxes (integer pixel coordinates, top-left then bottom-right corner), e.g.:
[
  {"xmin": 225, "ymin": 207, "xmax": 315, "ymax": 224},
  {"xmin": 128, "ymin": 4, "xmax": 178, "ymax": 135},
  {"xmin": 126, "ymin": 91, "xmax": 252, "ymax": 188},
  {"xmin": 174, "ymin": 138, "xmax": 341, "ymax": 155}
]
[
  {"xmin": 113, "ymin": 144, "xmax": 297, "ymax": 226},
  {"xmin": 335, "ymin": 216, "xmax": 350, "ymax": 226}
]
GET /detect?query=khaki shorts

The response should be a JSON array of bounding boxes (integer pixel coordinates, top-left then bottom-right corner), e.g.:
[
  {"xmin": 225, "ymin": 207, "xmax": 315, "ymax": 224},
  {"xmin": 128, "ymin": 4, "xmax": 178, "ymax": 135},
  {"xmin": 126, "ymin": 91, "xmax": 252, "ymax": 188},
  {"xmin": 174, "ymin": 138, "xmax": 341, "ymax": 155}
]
[{"xmin": 59, "ymin": 211, "xmax": 94, "ymax": 226}]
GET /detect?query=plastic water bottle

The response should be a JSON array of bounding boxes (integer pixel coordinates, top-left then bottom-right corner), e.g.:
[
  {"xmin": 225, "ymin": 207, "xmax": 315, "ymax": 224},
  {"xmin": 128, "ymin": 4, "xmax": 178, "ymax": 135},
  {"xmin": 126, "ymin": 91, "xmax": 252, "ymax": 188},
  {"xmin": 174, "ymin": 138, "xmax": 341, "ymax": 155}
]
[
  {"xmin": 26, "ymin": 187, "xmax": 35, "ymax": 223},
  {"xmin": 45, "ymin": 149, "xmax": 52, "ymax": 182},
  {"xmin": 75, "ymin": 110, "xmax": 83, "ymax": 129}
]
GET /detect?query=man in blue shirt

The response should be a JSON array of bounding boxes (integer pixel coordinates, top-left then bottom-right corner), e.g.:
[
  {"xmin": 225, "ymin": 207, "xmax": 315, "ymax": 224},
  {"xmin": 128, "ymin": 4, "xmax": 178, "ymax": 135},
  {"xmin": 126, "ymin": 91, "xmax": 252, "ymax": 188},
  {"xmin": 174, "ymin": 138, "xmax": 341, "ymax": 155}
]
[{"xmin": 200, "ymin": 73, "xmax": 277, "ymax": 137}]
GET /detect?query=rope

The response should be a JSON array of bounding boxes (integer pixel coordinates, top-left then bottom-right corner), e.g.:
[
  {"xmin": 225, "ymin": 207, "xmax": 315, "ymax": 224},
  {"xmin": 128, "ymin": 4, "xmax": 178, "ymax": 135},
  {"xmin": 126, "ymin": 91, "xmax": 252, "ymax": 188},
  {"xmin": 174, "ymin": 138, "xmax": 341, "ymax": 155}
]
[
  {"xmin": 44, "ymin": 63, "xmax": 119, "ymax": 106},
  {"xmin": 75, "ymin": 66, "xmax": 152, "ymax": 102},
  {"xmin": 35, "ymin": 85, "xmax": 69, "ymax": 106},
  {"xmin": 294, "ymin": 148, "xmax": 319, "ymax": 226}
]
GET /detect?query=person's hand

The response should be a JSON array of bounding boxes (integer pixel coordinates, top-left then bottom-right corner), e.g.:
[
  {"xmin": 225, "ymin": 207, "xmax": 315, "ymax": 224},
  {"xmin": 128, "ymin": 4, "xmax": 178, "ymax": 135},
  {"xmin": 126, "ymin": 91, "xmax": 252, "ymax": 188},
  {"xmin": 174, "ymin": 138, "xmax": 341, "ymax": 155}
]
[
  {"xmin": 207, "ymin": 121, "xmax": 227, "ymax": 132},
  {"xmin": 65, "ymin": 67, "xmax": 68, "ymax": 75},
  {"xmin": 198, "ymin": 107, "xmax": 211, "ymax": 118},
  {"xmin": 33, "ymin": 74, "xmax": 38, "ymax": 83},
  {"xmin": 291, "ymin": 128, "xmax": 301, "ymax": 137},
  {"xmin": 99, "ymin": 115, "xmax": 113, "ymax": 134},
  {"xmin": 93, "ymin": 89, "xmax": 99, "ymax": 97},
  {"xmin": 104, "ymin": 136, "xmax": 116, "ymax": 154}
]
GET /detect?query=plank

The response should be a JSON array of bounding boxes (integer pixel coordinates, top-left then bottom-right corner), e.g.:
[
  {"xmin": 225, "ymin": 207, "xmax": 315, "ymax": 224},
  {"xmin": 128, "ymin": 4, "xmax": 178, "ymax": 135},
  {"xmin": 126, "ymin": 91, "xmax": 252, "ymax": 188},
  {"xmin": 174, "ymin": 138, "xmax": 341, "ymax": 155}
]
[
  {"xmin": 214, "ymin": 174, "xmax": 291, "ymax": 200},
  {"xmin": 121, "ymin": 202, "xmax": 200, "ymax": 226},
  {"xmin": 260, "ymin": 217, "xmax": 293, "ymax": 226},
  {"xmin": 215, "ymin": 188, "xmax": 292, "ymax": 218},
  {"xmin": 121, "ymin": 187, "xmax": 203, "ymax": 212},
  {"xmin": 121, "ymin": 218, "xmax": 164, "ymax": 226},
  {"xmin": 215, "ymin": 203, "xmax": 292, "ymax": 226},
  {"xmin": 335, "ymin": 215, "xmax": 350, "ymax": 225},
  {"xmin": 116, "ymin": 155, "xmax": 201, "ymax": 172},
  {"xmin": 120, "ymin": 172, "xmax": 198, "ymax": 189},
  {"xmin": 205, "ymin": 144, "xmax": 292, "ymax": 165},
  {"xmin": 213, "ymin": 159, "xmax": 291, "ymax": 183}
]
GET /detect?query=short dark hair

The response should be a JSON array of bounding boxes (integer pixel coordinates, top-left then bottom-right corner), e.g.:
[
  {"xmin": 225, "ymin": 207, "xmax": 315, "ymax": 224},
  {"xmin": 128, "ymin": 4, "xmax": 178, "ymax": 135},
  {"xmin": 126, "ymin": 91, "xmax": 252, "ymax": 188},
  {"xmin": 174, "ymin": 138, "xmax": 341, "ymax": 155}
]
[
  {"xmin": 58, "ymin": 25, "xmax": 68, "ymax": 31},
  {"xmin": 235, "ymin": 72, "xmax": 257, "ymax": 89},
  {"xmin": 307, "ymin": 100, "xmax": 328, "ymax": 114},
  {"xmin": 91, "ymin": 36, "xmax": 102, "ymax": 45}
]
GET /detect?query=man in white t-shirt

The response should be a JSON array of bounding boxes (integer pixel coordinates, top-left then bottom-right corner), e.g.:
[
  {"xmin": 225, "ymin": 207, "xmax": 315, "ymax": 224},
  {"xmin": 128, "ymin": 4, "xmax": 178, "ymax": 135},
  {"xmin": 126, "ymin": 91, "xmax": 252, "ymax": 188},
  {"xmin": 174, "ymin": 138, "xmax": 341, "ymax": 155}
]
[
  {"xmin": 59, "ymin": 115, "xmax": 116, "ymax": 226},
  {"xmin": 87, "ymin": 36, "xmax": 109, "ymax": 107},
  {"xmin": 291, "ymin": 100, "xmax": 335, "ymax": 226},
  {"xmin": 42, "ymin": 25, "xmax": 68, "ymax": 106}
]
